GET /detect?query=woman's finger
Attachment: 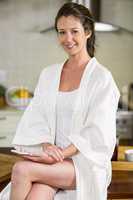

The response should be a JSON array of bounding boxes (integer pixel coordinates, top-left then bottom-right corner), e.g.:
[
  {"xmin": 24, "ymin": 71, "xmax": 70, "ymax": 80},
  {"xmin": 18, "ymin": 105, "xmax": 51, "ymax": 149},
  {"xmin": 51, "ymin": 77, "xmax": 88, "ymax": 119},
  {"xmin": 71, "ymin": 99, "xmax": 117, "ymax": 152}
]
[
  {"xmin": 53, "ymin": 147, "xmax": 64, "ymax": 161},
  {"xmin": 45, "ymin": 150, "xmax": 60, "ymax": 162},
  {"xmin": 46, "ymin": 146, "xmax": 64, "ymax": 162},
  {"xmin": 56, "ymin": 147, "xmax": 64, "ymax": 159}
]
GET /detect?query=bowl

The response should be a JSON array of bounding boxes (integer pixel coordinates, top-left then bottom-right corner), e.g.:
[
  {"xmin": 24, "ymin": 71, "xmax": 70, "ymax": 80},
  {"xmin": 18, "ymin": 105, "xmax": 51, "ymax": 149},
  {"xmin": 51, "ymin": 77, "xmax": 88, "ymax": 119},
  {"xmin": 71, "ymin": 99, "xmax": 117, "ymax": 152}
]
[
  {"xmin": 125, "ymin": 149, "xmax": 133, "ymax": 162},
  {"xmin": 5, "ymin": 86, "xmax": 33, "ymax": 110}
]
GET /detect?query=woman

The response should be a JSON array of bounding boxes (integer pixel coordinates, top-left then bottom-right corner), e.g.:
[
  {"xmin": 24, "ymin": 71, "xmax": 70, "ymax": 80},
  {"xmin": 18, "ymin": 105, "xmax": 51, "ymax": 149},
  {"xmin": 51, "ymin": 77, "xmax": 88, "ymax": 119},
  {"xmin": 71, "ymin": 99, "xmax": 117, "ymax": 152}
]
[{"xmin": 0, "ymin": 2, "xmax": 120, "ymax": 200}]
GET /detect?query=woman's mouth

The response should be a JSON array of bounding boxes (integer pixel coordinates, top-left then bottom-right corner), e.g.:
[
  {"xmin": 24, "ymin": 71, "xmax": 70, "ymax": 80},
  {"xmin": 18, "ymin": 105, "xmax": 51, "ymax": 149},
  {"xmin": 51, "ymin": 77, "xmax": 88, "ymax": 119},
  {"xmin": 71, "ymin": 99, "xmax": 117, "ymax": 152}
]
[{"xmin": 65, "ymin": 44, "xmax": 76, "ymax": 49}]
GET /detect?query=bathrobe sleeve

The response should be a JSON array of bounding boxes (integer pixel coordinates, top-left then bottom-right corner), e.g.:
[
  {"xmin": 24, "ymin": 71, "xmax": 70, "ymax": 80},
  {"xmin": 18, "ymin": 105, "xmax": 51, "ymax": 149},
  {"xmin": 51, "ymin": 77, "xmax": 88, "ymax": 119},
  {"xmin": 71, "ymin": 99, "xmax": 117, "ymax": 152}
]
[
  {"xmin": 12, "ymin": 69, "xmax": 53, "ymax": 145},
  {"xmin": 68, "ymin": 72, "xmax": 120, "ymax": 169}
]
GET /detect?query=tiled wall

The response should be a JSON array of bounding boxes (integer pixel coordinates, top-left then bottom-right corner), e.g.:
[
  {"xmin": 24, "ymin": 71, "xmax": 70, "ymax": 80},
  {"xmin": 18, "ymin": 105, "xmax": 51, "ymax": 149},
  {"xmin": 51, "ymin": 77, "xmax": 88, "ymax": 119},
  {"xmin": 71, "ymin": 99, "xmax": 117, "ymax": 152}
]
[{"xmin": 0, "ymin": 0, "xmax": 133, "ymax": 92}]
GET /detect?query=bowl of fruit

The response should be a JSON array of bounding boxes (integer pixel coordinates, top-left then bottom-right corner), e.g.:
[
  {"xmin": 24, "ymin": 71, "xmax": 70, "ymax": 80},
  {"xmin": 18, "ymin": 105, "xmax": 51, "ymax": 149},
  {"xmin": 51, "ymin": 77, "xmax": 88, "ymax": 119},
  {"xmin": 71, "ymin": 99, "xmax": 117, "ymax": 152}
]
[{"xmin": 6, "ymin": 86, "xmax": 33, "ymax": 110}]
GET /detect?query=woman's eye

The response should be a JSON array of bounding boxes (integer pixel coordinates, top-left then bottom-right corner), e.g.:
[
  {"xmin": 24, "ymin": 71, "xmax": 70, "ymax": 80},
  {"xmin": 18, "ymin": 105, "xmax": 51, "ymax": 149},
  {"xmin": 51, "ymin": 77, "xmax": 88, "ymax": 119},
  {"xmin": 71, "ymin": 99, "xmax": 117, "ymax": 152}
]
[
  {"xmin": 58, "ymin": 31, "xmax": 65, "ymax": 35},
  {"xmin": 72, "ymin": 30, "xmax": 78, "ymax": 34}
]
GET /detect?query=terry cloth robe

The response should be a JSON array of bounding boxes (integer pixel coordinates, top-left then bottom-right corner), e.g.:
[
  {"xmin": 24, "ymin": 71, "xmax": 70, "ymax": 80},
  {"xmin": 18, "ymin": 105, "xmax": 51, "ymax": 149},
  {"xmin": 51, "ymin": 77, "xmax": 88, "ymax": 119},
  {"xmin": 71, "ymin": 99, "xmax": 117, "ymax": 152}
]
[{"xmin": 0, "ymin": 57, "xmax": 120, "ymax": 200}]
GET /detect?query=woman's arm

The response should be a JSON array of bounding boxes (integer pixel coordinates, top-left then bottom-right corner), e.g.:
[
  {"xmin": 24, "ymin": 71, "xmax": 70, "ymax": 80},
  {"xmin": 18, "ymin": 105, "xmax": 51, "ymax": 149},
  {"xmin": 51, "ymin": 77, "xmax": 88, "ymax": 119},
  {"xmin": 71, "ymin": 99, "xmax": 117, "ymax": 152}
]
[
  {"xmin": 42, "ymin": 143, "xmax": 79, "ymax": 161},
  {"xmin": 22, "ymin": 143, "xmax": 79, "ymax": 163},
  {"xmin": 62, "ymin": 144, "xmax": 79, "ymax": 159}
]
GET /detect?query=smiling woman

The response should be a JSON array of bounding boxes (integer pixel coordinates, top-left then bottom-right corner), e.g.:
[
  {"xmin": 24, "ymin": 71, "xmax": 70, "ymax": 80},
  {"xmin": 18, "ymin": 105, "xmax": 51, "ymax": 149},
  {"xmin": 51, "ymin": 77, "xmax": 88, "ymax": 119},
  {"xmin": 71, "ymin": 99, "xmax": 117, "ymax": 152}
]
[
  {"xmin": 56, "ymin": 15, "xmax": 92, "ymax": 58},
  {"xmin": 55, "ymin": 3, "xmax": 95, "ymax": 58},
  {"xmin": 0, "ymin": 2, "xmax": 120, "ymax": 200}
]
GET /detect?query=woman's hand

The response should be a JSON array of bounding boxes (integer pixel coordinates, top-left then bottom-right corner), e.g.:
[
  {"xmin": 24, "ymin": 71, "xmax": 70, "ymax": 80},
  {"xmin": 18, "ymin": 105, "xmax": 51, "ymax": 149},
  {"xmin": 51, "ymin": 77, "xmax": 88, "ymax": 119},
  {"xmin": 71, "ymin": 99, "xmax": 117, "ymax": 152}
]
[
  {"xmin": 42, "ymin": 143, "xmax": 64, "ymax": 162},
  {"xmin": 23, "ymin": 152, "xmax": 56, "ymax": 164},
  {"xmin": 22, "ymin": 143, "xmax": 64, "ymax": 164},
  {"xmin": 22, "ymin": 152, "xmax": 57, "ymax": 164}
]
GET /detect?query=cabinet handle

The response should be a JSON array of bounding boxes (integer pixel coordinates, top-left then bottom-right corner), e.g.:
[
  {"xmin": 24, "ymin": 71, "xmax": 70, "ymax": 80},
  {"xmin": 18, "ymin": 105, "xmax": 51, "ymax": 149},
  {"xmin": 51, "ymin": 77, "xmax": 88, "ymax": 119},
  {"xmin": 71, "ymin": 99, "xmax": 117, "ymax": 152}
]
[
  {"xmin": 0, "ymin": 136, "xmax": 6, "ymax": 139},
  {"xmin": 0, "ymin": 117, "xmax": 6, "ymax": 120}
]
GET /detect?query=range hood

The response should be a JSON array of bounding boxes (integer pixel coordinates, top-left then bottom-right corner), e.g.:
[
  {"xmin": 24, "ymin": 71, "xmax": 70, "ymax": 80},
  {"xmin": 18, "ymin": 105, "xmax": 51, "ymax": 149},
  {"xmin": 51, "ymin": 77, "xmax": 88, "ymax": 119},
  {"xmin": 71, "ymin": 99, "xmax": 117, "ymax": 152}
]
[{"xmin": 72, "ymin": 0, "xmax": 119, "ymax": 32}]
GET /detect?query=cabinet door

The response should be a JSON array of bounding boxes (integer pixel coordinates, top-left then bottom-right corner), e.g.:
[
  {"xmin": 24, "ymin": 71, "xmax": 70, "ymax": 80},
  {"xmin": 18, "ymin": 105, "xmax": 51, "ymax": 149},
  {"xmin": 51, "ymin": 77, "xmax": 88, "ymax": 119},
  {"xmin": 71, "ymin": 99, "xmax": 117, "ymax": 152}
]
[
  {"xmin": 0, "ymin": 111, "xmax": 22, "ymax": 147},
  {"xmin": 0, "ymin": 114, "xmax": 21, "ymax": 134}
]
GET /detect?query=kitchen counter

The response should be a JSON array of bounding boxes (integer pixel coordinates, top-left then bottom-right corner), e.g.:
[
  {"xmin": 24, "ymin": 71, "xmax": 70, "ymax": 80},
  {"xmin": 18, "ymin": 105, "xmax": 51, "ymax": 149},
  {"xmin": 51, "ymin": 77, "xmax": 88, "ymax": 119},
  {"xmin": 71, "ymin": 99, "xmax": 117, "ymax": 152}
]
[
  {"xmin": 108, "ymin": 146, "xmax": 133, "ymax": 199},
  {"xmin": 112, "ymin": 145, "xmax": 133, "ymax": 171}
]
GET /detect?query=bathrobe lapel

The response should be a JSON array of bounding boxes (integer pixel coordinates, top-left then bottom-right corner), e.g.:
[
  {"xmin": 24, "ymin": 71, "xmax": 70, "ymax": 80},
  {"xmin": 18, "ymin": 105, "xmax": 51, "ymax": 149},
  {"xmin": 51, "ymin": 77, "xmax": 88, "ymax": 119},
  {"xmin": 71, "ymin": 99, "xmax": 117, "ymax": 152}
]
[
  {"xmin": 48, "ymin": 62, "xmax": 65, "ymax": 142},
  {"xmin": 70, "ymin": 57, "xmax": 96, "ymax": 131}
]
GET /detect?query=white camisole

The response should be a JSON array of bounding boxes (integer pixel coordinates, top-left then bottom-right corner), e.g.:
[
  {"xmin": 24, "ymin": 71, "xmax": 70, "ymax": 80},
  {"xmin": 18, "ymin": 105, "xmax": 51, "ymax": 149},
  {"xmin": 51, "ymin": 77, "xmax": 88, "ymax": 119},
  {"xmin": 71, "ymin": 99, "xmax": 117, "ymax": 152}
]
[{"xmin": 55, "ymin": 89, "xmax": 78, "ymax": 149}]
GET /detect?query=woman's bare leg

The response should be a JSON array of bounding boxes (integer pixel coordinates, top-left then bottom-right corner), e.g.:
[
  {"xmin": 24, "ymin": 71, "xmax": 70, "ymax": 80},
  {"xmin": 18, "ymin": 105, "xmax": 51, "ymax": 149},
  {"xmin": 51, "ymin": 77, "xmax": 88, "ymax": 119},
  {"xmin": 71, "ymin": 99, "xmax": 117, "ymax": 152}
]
[
  {"xmin": 26, "ymin": 183, "xmax": 58, "ymax": 200},
  {"xmin": 10, "ymin": 162, "xmax": 32, "ymax": 200},
  {"xmin": 10, "ymin": 159, "xmax": 76, "ymax": 200},
  {"xmin": 28, "ymin": 159, "xmax": 76, "ymax": 189}
]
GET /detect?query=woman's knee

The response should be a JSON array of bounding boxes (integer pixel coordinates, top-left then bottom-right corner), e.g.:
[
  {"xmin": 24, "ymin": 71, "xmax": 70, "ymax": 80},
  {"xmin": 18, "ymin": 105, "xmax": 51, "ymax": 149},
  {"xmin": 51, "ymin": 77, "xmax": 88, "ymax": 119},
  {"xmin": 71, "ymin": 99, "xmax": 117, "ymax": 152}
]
[{"xmin": 11, "ymin": 161, "xmax": 30, "ymax": 183}]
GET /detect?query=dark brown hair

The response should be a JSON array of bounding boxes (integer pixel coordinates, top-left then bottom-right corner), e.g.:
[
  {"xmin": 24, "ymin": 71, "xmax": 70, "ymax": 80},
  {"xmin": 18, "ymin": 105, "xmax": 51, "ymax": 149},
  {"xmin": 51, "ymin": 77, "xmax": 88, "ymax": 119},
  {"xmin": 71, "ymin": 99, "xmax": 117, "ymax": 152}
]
[{"xmin": 55, "ymin": 2, "xmax": 95, "ymax": 57}]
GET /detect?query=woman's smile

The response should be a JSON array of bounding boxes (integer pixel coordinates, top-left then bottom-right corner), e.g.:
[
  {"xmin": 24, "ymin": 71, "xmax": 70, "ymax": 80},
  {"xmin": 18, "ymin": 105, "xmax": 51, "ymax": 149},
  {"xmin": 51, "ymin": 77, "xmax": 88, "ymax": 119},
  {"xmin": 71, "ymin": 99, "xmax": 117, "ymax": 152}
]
[{"xmin": 64, "ymin": 43, "xmax": 76, "ymax": 50}]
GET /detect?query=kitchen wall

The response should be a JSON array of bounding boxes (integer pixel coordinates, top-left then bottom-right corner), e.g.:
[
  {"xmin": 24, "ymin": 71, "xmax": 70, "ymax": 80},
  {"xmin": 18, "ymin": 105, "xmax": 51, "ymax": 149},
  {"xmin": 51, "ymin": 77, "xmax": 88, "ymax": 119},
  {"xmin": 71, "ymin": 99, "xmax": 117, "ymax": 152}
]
[
  {"xmin": 98, "ymin": 0, "xmax": 133, "ymax": 90},
  {"xmin": 0, "ymin": 0, "xmax": 133, "ymax": 92}
]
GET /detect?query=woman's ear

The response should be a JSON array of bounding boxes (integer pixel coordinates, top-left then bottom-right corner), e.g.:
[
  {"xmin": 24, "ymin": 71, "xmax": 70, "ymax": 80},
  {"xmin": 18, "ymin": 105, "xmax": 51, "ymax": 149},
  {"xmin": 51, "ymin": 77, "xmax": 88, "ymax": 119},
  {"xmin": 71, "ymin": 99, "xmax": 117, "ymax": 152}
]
[{"xmin": 86, "ymin": 31, "xmax": 92, "ymax": 39}]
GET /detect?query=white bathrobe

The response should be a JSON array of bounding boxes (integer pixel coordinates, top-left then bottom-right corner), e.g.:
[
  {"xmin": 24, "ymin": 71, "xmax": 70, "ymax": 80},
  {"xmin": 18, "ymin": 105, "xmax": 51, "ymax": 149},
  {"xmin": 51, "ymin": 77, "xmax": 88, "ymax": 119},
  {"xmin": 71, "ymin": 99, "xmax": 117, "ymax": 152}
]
[{"xmin": 0, "ymin": 57, "xmax": 120, "ymax": 200}]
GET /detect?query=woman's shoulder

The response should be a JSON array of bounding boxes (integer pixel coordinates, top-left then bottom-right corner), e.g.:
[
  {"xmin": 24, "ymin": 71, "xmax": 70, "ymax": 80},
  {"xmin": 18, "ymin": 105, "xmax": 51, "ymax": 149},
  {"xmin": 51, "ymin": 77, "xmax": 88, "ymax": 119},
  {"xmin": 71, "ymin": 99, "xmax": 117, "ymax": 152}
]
[
  {"xmin": 40, "ymin": 63, "xmax": 63, "ymax": 78},
  {"xmin": 92, "ymin": 58, "xmax": 114, "ymax": 84},
  {"xmin": 92, "ymin": 58, "xmax": 120, "ymax": 97}
]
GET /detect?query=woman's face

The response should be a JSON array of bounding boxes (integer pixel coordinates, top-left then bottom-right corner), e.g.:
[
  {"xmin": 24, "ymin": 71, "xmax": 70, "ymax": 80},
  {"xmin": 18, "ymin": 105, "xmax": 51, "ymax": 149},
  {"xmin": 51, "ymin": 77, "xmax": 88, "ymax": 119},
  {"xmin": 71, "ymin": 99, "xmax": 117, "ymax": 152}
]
[{"xmin": 57, "ymin": 15, "xmax": 91, "ymax": 57}]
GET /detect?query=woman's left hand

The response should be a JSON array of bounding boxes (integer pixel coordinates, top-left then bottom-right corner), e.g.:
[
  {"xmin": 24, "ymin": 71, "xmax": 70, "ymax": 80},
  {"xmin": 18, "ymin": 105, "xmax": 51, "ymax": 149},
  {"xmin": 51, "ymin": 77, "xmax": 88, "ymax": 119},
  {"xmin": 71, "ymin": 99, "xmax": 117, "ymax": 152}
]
[
  {"xmin": 22, "ymin": 144, "xmax": 65, "ymax": 164},
  {"xmin": 22, "ymin": 152, "xmax": 58, "ymax": 164}
]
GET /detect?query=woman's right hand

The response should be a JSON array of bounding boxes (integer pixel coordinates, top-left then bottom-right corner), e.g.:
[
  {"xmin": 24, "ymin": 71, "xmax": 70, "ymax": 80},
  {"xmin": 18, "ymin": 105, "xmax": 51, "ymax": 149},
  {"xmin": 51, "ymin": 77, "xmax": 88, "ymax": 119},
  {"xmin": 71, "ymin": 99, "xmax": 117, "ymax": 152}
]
[
  {"xmin": 42, "ymin": 143, "xmax": 64, "ymax": 162},
  {"xmin": 22, "ymin": 143, "xmax": 64, "ymax": 164}
]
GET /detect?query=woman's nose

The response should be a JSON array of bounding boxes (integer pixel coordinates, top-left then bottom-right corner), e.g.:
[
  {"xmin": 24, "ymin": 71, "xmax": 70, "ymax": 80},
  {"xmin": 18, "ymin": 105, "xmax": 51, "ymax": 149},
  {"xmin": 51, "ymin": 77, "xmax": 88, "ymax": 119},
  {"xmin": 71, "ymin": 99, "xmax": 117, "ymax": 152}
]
[{"xmin": 65, "ymin": 32, "xmax": 73, "ymax": 42}]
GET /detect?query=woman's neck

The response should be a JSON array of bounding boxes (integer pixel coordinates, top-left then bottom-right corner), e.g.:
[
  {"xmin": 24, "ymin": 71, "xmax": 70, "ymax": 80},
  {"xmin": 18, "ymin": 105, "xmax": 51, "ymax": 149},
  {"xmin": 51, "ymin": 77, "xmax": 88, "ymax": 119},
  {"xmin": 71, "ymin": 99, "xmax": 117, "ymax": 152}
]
[{"xmin": 66, "ymin": 52, "xmax": 92, "ymax": 70}]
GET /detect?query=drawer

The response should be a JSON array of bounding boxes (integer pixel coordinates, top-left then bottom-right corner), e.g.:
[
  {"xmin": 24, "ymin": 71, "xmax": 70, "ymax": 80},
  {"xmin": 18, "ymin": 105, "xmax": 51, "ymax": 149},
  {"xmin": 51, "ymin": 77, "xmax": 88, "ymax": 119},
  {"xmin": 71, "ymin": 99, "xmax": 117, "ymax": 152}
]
[
  {"xmin": 0, "ymin": 134, "xmax": 14, "ymax": 147},
  {"xmin": 0, "ymin": 110, "xmax": 23, "ymax": 147},
  {"xmin": 0, "ymin": 115, "xmax": 21, "ymax": 132},
  {"xmin": 0, "ymin": 110, "xmax": 23, "ymax": 133}
]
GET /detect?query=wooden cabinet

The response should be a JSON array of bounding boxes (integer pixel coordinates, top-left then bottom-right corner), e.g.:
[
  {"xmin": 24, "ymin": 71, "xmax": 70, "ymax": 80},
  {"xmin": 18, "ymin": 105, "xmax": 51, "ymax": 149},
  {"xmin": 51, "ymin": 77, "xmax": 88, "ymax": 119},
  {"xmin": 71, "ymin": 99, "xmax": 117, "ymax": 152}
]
[{"xmin": 0, "ymin": 108, "xmax": 23, "ymax": 147}]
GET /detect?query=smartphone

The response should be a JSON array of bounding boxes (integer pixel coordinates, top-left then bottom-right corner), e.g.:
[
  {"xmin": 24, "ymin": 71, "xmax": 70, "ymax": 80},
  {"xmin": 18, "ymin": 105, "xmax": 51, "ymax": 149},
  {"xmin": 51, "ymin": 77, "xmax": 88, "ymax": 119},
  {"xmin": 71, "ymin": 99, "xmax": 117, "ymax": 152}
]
[
  {"xmin": 11, "ymin": 149, "xmax": 30, "ymax": 156},
  {"xmin": 11, "ymin": 149, "xmax": 32, "ymax": 156}
]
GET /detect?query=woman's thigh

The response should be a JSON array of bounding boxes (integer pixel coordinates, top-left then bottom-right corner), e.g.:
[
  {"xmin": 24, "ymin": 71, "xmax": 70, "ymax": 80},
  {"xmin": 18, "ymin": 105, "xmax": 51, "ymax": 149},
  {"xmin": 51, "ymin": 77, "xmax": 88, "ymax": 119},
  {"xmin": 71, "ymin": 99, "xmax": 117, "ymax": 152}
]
[
  {"xmin": 15, "ymin": 158, "xmax": 76, "ymax": 190},
  {"xmin": 26, "ymin": 183, "xmax": 58, "ymax": 200}
]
